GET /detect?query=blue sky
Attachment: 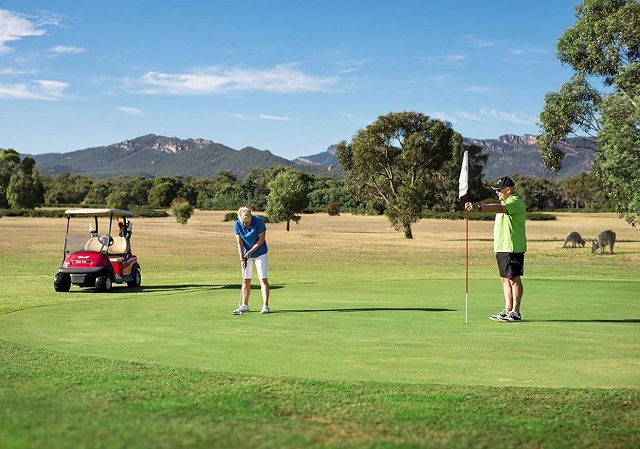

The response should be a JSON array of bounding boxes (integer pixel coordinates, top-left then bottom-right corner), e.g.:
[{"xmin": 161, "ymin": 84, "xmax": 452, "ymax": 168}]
[{"xmin": 1, "ymin": 1, "xmax": 578, "ymax": 160}]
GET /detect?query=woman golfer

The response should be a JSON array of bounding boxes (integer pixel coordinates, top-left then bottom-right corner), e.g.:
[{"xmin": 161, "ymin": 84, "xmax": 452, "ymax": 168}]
[{"xmin": 233, "ymin": 206, "xmax": 270, "ymax": 314}]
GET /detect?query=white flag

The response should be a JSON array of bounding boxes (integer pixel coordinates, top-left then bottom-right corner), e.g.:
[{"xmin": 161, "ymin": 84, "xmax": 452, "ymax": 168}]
[{"xmin": 458, "ymin": 150, "xmax": 468, "ymax": 198}]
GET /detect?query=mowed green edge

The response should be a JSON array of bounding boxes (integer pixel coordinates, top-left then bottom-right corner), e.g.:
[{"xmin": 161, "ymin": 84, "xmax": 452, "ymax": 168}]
[
  {"xmin": 0, "ymin": 278, "xmax": 638, "ymax": 388},
  {"xmin": 2, "ymin": 338, "xmax": 638, "ymax": 449}
]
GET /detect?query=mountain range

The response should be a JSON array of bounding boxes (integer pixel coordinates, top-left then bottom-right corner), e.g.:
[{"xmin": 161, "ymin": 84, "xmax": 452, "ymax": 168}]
[{"xmin": 17, "ymin": 133, "xmax": 595, "ymax": 180}]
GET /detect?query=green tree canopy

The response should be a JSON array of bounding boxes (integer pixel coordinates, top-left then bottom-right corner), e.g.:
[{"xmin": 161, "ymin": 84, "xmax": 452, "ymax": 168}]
[
  {"xmin": 83, "ymin": 180, "xmax": 111, "ymax": 206},
  {"xmin": 336, "ymin": 111, "xmax": 473, "ymax": 238},
  {"xmin": 6, "ymin": 157, "xmax": 44, "ymax": 209},
  {"xmin": 266, "ymin": 169, "xmax": 310, "ymax": 231},
  {"xmin": 538, "ymin": 0, "xmax": 640, "ymax": 225},
  {"xmin": 43, "ymin": 173, "xmax": 94, "ymax": 205},
  {"xmin": 148, "ymin": 177, "xmax": 183, "ymax": 208},
  {"xmin": 0, "ymin": 149, "xmax": 21, "ymax": 208}
]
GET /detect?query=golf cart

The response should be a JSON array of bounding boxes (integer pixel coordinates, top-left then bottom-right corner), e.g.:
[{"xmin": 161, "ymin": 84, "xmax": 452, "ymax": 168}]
[{"xmin": 53, "ymin": 208, "xmax": 141, "ymax": 293}]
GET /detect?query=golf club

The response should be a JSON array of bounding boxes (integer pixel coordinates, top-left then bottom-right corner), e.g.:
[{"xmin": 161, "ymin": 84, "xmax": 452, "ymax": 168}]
[{"xmin": 234, "ymin": 256, "xmax": 247, "ymax": 315}]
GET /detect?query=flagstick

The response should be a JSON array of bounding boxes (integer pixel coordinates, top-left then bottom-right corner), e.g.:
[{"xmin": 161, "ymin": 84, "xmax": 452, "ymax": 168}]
[
  {"xmin": 458, "ymin": 149, "xmax": 469, "ymax": 325},
  {"xmin": 465, "ymin": 192, "xmax": 469, "ymax": 325}
]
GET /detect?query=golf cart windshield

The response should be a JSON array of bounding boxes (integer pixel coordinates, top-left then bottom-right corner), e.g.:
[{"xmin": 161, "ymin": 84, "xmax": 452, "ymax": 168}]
[{"xmin": 62, "ymin": 208, "xmax": 134, "ymax": 257}]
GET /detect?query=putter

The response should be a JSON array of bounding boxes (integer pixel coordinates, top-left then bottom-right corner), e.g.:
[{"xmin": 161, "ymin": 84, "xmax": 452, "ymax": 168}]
[{"xmin": 234, "ymin": 257, "xmax": 247, "ymax": 315}]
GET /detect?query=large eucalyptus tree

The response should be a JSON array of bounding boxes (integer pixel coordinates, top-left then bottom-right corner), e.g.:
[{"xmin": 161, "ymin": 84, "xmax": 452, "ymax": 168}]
[
  {"xmin": 336, "ymin": 111, "xmax": 478, "ymax": 238},
  {"xmin": 538, "ymin": 0, "xmax": 640, "ymax": 225}
]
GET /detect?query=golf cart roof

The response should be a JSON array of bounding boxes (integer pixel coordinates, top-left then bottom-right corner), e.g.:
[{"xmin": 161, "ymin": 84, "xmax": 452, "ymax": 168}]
[{"xmin": 64, "ymin": 208, "xmax": 134, "ymax": 218}]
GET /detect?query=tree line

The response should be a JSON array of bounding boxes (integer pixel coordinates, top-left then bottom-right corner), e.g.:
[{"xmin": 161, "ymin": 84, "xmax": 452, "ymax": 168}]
[{"xmin": 1, "ymin": 147, "xmax": 613, "ymax": 217}]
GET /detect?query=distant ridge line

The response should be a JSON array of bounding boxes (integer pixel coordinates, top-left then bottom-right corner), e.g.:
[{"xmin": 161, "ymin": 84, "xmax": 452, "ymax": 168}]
[{"xmin": 18, "ymin": 133, "xmax": 594, "ymax": 180}]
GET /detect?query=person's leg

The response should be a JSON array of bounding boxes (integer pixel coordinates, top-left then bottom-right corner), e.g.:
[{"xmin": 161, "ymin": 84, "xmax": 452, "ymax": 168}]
[
  {"xmin": 242, "ymin": 257, "xmax": 255, "ymax": 306},
  {"xmin": 260, "ymin": 278, "xmax": 270, "ymax": 306},
  {"xmin": 254, "ymin": 254, "xmax": 270, "ymax": 309},
  {"xmin": 510, "ymin": 276, "xmax": 523, "ymax": 313},
  {"xmin": 501, "ymin": 277, "xmax": 514, "ymax": 311},
  {"xmin": 242, "ymin": 278, "xmax": 252, "ymax": 306},
  {"xmin": 494, "ymin": 253, "xmax": 512, "ymax": 319}
]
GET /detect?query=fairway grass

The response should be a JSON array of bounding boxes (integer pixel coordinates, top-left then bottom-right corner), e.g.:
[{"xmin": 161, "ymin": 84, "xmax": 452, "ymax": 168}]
[
  {"xmin": 1, "ymin": 211, "xmax": 639, "ymax": 448},
  {"xmin": 1, "ymin": 278, "xmax": 638, "ymax": 389}
]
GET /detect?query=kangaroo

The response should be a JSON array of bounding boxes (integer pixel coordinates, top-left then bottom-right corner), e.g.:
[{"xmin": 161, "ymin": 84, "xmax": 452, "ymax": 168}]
[
  {"xmin": 563, "ymin": 231, "xmax": 585, "ymax": 248},
  {"xmin": 591, "ymin": 230, "xmax": 616, "ymax": 254}
]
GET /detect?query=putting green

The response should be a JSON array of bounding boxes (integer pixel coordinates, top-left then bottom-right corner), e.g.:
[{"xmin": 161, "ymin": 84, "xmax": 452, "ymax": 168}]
[{"xmin": 0, "ymin": 279, "xmax": 638, "ymax": 388}]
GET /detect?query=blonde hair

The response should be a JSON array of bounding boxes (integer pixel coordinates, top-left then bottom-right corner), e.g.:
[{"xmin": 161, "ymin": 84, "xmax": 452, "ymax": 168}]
[{"xmin": 237, "ymin": 206, "xmax": 252, "ymax": 222}]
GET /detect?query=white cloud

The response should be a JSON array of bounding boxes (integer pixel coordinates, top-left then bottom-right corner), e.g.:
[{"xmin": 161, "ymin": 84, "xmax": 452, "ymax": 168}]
[
  {"xmin": 464, "ymin": 85, "xmax": 491, "ymax": 93},
  {"xmin": 507, "ymin": 47, "xmax": 548, "ymax": 55},
  {"xmin": 430, "ymin": 111, "xmax": 455, "ymax": 123},
  {"xmin": 444, "ymin": 54, "xmax": 467, "ymax": 65},
  {"xmin": 130, "ymin": 64, "xmax": 339, "ymax": 95},
  {"xmin": 480, "ymin": 107, "xmax": 534, "ymax": 125},
  {"xmin": 464, "ymin": 34, "xmax": 494, "ymax": 48},
  {"xmin": 0, "ymin": 79, "xmax": 68, "ymax": 100},
  {"xmin": 0, "ymin": 67, "xmax": 36, "ymax": 75},
  {"xmin": 228, "ymin": 112, "xmax": 249, "ymax": 120},
  {"xmin": 455, "ymin": 111, "xmax": 484, "ymax": 122},
  {"xmin": 49, "ymin": 45, "xmax": 85, "ymax": 54},
  {"xmin": 419, "ymin": 54, "xmax": 467, "ymax": 66},
  {"xmin": 260, "ymin": 114, "xmax": 290, "ymax": 121},
  {"xmin": 333, "ymin": 58, "xmax": 371, "ymax": 74},
  {"xmin": 0, "ymin": 9, "xmax": 47, "ymax": 54},
  {"xmin": 430, "ymin": 74, "xmax": 451, "ymax": 85},
  {"xmin": 35, "ymin": 79, "xmax": 68, "ymax": 93},
  {"xmin": 119, "ymin": 106, "xmax": 144, "ymax": 116},
  {"xmin": 0, "ymin": 83, "xmax": 40, "ymax": 99},
  {"xmin": 340, "ymin": 112, "xmax": 371, "ymax": 124}
]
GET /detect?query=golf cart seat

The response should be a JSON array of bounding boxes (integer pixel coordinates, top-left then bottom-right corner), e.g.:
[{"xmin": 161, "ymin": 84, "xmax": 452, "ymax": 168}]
[
  {"xmin": 85, "ymin": 236, "xmax": 109, "ymax": 253},
  {"xmin": 109, "ymin": 236, "xmax": 130, "ymax": 255}
]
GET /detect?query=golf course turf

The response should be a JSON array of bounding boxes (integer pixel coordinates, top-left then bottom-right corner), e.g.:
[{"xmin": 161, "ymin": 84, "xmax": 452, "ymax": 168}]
[{"xmin": 0, "ymin": 211, "xmax": 638, "ymax": 448}]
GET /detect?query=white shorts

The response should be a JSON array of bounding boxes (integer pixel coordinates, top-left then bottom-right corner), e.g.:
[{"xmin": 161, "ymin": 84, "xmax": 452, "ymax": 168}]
[{"xmin": 243, "ymin": 253, "xmax": 268, "ymax": 280}]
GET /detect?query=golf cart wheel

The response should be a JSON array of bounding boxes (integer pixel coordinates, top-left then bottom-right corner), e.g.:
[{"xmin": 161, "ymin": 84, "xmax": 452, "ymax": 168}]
[
  {"xmin": 127, "ymin": 265, "xmax": 141, "ymax": 288},
  {"xmin": 53, "ymin": 272, "xmax": 71, "ymax": 292},
  {"xmin": 95, "ymin": 275, "xmax": 112, "ymax": 293}
]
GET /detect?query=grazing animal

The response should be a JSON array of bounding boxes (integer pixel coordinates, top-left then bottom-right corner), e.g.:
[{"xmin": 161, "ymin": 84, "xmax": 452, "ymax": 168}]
[
  {"xmin": 591, "ymin": 230, "xmax": 616, "ymax": 254},
  {"xmin": 563, "ymin": 231, "xmax": 586, "ymax": 248}
]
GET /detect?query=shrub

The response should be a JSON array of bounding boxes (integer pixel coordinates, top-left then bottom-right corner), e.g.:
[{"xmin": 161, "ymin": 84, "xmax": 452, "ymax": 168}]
[
  {"xmin": 0, "ymin": 208, "xmax": 65, "ymax": 218},
  {"xmin": 170, "ymin": 198, "xmax": 194, "ymax": 225},
  {"xmin": 223, "ymin": 212, "xmax": 238, "ymax": 222},
  {"xmin": 528, "ymin": 212, "xmax": 556, "ymax": 221},
  {"xmin": 327, "ymin": 202, "xmax": 341, "ymax": 216}
]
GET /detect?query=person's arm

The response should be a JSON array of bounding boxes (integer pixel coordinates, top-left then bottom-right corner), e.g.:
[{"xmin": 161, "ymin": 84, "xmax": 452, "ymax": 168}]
[
  {"xmin": 246, "ymin": 231, "xmax": 266, "ymax": 258},
  {"xmin": 465, "ymin": 202, "xmax": 508, "ymax": 214},
  {"xmin": 236, "ymin": 235, "xmax": 246, "ymax": 260}
]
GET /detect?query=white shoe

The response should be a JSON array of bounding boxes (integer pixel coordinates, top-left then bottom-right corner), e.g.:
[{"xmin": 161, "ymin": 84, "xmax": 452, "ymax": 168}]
[
  {"xmin": 233, "ymin": 304, "xmax": 249, "ymax": 315},
  {"xmin": 260, "ymin": 305, "xmax": 270, "ymax": 314}
]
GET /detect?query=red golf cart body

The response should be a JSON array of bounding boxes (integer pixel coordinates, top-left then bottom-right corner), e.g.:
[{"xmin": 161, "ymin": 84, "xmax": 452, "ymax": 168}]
[{"xmin": 54, "ymin": 208, "xmax": 141, "ymax": 293}]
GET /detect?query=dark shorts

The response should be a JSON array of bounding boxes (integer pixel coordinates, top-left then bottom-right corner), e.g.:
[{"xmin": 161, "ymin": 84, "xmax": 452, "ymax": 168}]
[{"xmin": 496, "ymin": 252, "xmax": 525, "ymax": 278}]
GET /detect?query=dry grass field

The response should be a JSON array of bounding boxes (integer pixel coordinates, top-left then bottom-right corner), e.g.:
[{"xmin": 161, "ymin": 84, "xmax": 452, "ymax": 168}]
[{"xmin": 2, "ymin": 210, "xmax": 639, "ymax": 279}]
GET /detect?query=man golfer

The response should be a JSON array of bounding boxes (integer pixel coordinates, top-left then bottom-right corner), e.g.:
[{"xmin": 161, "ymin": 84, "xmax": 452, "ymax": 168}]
[
  {"xmin": 465, "ymin": 176, "xmax": 527, "ymax": 322},
  {"xmin": 234, "ymin": 207, "xmax": 270, "ymax": 314}
]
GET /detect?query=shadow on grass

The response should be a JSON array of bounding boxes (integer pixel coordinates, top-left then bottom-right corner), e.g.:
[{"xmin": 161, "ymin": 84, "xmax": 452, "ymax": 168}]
[
  {"xmin": 530, "ymin": 319, "xmax": 640, "ymax": 324},
  {"xmin": 66, "ymin": 284, "xmax": 285, "ymax": 294},
  {"xmin": 272, "ymin": 307, "xmax": 455, "ymax": 314},
  {"xmin": 135, "ymin": 284, "xmax": 285, "ymax": 292}
]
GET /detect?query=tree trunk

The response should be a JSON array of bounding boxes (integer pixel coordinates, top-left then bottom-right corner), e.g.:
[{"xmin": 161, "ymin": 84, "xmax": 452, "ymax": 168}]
[
  {"xmin": 403, "ymin": 223, "xmax": 413, "ymax": 239},
  {"xmin": 286, "ymin": 219, "xmax": 290, "ymax": 232}
]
